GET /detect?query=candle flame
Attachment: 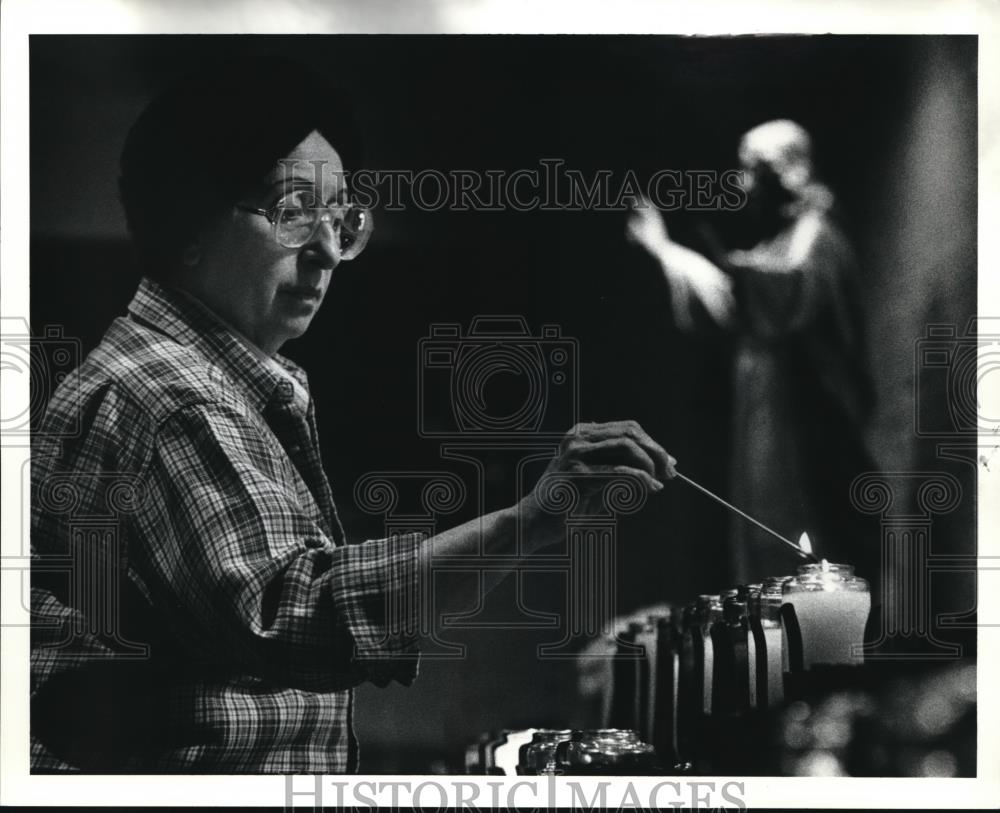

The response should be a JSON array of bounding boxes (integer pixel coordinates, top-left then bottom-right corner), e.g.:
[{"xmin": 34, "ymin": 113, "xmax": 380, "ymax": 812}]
[{"xmin": 799, "ymin": 532, "xmax": 813, "ymax": 555}]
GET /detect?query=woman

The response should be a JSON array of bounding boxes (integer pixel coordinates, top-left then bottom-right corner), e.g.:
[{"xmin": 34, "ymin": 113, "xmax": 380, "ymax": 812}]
[{"xmin": 30, "ymin": 57, "xmax": 677, "ymax": 773}]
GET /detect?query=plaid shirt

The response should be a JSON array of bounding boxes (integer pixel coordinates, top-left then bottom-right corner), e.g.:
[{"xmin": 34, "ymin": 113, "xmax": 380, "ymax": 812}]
[{"xmin": 30, "ymin": 277, "xmax": 423, "ymax": 773}]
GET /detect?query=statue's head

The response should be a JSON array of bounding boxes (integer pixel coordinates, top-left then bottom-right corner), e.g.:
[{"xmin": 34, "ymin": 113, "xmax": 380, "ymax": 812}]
[{"xmin": 738, "ymin": 119, "xmax": 814, "ymax": 198}]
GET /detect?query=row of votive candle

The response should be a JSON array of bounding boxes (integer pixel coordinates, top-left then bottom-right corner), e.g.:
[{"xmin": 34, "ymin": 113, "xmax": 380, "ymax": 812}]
[
  {"xmin": 603, "ymin": 561, "xmax": 871, "ymax": 769},
  {"xmin": 466, "ymin": 728, "xmax": 659, "ymax": 775}
]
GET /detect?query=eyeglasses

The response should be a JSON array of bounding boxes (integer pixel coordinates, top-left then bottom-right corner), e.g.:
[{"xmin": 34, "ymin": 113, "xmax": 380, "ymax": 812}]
[{"xmin": 238, "ymin": 189, "xmax": 373, "ymax": 259}]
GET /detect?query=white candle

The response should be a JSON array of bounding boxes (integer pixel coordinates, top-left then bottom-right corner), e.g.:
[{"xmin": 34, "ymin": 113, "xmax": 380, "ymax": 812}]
[
  {"xmin": 782, "ymin": 562, "xmax": 871, "ymax": 670},
  {"xmin": 789, "ymin": 588, "xmax": 870, "ymax": 667}
]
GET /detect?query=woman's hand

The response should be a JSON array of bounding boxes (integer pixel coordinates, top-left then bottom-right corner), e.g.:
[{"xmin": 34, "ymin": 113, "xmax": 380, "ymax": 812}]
[{"xmin": 519, "ymin": 420, "xmax": 676, "ymax": 552}]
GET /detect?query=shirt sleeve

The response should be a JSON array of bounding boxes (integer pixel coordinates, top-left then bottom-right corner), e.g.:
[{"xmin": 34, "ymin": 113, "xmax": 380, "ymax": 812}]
[{"xmin": 131, "ymin": 400, "xmax": 423, "ymax": 692}]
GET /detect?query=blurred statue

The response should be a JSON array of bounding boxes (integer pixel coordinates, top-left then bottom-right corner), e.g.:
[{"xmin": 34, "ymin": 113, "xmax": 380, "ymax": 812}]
[{"xmin": 627, "ymin": 119, "xmax": 877, "ymax": 585}]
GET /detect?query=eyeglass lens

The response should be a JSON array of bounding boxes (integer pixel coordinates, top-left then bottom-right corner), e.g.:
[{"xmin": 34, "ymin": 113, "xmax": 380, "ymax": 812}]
[{"xmin": 275, "ymin": 190, "xmax": 372, "ymax": 258}]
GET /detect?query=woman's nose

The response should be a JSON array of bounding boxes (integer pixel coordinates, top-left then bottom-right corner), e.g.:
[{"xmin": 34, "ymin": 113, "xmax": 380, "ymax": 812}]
[{"xmin": 304, "ymin": 213, "xmax": 342, "ymax": 263}]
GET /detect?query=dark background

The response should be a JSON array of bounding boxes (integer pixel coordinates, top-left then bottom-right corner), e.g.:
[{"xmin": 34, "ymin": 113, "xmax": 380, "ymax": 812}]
[{"xmin": 28, "ymin": 35, "xmax": 977, "ymax": 771}]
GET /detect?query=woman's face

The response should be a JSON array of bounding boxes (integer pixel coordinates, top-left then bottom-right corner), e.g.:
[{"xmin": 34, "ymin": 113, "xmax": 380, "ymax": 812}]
[{"xmin": 182, "ymin": 129, "xmax": 345, "ymax": 356}]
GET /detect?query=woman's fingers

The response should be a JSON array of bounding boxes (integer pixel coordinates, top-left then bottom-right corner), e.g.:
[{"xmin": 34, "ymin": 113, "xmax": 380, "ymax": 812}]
[{"xmin": 573, "ymin": 420, "xmax": 677, "ymax": 482}]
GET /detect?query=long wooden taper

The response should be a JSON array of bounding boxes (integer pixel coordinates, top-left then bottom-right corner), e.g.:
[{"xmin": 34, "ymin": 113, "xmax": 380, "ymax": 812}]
[{"xmin": 673, "ymin": 471, "xmax": 819, "ymax": 562}]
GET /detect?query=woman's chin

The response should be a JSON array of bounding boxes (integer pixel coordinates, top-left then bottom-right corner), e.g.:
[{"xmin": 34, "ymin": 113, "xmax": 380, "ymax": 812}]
[{"xmin": 280, "ymin": 314, "xmax": 318, "ymax": 342}]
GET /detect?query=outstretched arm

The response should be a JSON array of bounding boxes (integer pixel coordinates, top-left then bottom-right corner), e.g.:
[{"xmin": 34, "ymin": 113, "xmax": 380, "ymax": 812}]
[
  {"xmin": 139, "ymin": 406, "xmax": 677, "ymax": 690},
  {"xmin": 626, "ymin": 198, "xmax": 736, "ymax": 331},
  {"xmin": 425, "ymin": 420, "xmax": 678, "ymax": 620}
]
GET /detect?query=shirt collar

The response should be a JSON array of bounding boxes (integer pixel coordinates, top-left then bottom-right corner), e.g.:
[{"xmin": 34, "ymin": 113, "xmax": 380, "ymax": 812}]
[{"xmin": 127, "ymin": 276, "xmax": 306, "ymax": 413}]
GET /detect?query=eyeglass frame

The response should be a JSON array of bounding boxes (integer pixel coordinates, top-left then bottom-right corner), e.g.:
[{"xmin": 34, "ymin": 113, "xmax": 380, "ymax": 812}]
[{"xmin": 236, "ymin": 191, "xmax": 373, "ymax": 257}]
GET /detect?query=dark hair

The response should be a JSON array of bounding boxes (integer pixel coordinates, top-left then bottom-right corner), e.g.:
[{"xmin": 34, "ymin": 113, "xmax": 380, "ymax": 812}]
[{"xmin": 119, "ymin": 55, "xmax": 362, "ymax": 279}]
